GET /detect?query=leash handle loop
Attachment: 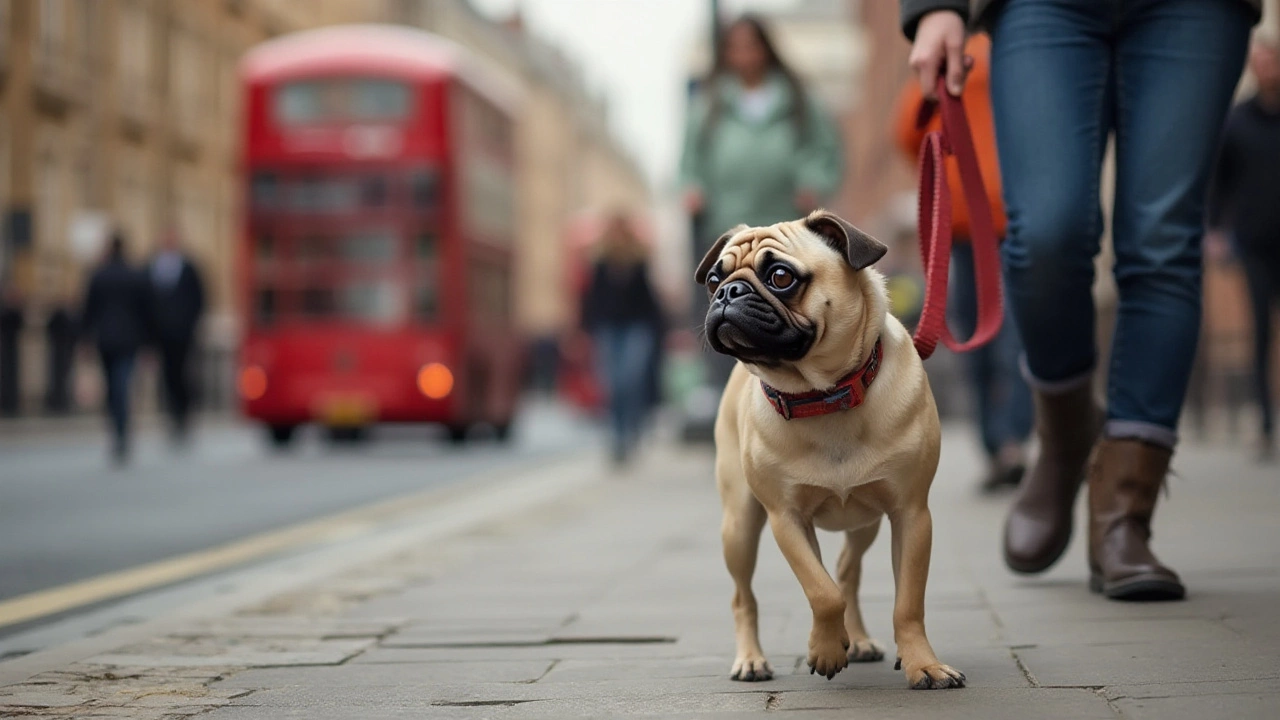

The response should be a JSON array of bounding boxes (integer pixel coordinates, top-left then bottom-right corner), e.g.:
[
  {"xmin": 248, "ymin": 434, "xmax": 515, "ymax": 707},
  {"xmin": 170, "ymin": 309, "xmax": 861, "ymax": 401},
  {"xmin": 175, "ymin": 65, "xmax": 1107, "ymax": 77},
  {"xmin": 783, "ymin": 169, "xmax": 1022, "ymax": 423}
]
[{"xmin": 911, "ymin": 75, "xmax": 1004, "ymax": 359}]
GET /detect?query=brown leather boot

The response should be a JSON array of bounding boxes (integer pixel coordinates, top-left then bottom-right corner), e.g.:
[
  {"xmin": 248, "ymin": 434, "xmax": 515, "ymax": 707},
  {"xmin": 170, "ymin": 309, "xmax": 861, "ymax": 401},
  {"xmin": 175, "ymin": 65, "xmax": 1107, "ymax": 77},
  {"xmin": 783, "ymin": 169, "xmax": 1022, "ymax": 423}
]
[
  {"xmin": 1088, "ymin": 439, "xmax": 1185, "ymax": 601},
  {"xmin": 1003, "ymin": 384, "xmax": 1101, "ymax": 574}
]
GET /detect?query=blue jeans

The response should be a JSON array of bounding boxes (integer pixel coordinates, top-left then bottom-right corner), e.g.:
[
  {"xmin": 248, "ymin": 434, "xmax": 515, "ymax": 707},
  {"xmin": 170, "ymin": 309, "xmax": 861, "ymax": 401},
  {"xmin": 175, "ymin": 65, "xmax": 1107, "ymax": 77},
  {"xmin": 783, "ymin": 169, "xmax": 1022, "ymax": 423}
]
[
  {"xmin": 951, "ymin": 243, "xmax": 1034, "ymax": 458},
  {"xmin": 99, "ymin": 349, "xmax": 136, "ymax": 452},
  {"xmin": 595, "ymin": 324, "xmax": 656, "ymax": 453},
  {"xmin": 989, "ymin": 0, "xmax": 1250, "ymax": 447}
]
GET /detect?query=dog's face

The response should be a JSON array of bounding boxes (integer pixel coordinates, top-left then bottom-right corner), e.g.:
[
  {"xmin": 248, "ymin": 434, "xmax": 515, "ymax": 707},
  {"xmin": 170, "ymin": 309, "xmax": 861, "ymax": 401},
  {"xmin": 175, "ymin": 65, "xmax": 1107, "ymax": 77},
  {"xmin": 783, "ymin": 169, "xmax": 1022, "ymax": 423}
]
[{"xmin": 695, "ymin": 210, "xmax": 888, "ymax": 378}]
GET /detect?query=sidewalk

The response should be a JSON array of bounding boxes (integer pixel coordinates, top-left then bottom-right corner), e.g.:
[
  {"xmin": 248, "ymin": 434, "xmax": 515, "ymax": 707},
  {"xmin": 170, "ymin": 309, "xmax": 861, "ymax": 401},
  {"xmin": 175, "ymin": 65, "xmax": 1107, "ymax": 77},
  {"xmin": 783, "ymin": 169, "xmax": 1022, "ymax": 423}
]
[{"xmin": 1, "ymin": 427, "xmax": 1278, "ymax": 719}]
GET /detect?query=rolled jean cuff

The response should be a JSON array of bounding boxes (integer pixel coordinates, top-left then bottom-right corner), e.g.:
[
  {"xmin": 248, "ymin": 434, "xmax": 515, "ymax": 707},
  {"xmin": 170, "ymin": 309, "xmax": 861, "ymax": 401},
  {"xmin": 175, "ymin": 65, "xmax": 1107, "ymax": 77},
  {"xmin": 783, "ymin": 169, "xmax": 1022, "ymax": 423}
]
[
  {"xmin": 1019, "ymin": 355, "xmax": 1093, "ymax": 395},
  {"xmin": 1104, "ymin": 420, "xmax": 1178, "ymax": 449}
]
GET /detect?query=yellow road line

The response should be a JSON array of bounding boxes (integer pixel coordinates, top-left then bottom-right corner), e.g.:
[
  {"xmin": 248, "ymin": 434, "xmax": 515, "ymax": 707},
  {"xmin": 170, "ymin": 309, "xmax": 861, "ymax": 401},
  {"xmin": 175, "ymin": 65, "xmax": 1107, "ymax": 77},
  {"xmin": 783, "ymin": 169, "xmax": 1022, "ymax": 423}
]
[{"xmin": 0, "ymin": 472, "xmax": 500, "ymax": 630}]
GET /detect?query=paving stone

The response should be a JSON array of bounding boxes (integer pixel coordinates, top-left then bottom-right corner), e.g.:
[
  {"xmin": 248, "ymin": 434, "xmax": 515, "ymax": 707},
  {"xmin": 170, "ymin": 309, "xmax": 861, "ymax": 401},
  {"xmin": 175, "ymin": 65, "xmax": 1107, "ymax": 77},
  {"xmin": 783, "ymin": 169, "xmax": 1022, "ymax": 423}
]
[
  {"xmin": 1015, "ymin": 640, "xmax": 1280, "ymax": 687},
  {"xmin": 1109, "ymin": 692, "xmax": 1280, "ymax": 719},
  {"xmin": 762, "ymin": 687, "xmax": 1116, "ymax": 718},
  {"xmin": 1000, "ymin": 616, "xmax": 1241, "ymax": 649},
  {"xmin": 175, "ymin": 616, "xmax": 403, "ymax": 640},
  {"xmin": 86, "ymin": 637, "xmax": 375, "ymax": 668},
  {"xmin": 539, "ymin": 656, "xmax": 731, "ymax": 682},
  {"xmin": 349, "ymin": 641, "xmax": 694, "ymax": 664},
  {"xmin": 218, "ymin": 660, "xmax": 556, "ymax": 688},
  {"xmin": 381, "ymin": 628, "xmax": 555, "ymax": 647},
  {"xmin": 0, "ymin": 689, "xmax": 90, "ymax": 708},
  {"xmin": 1101, "ymin": 677, "xmax": 1280, "ymax": 699}
]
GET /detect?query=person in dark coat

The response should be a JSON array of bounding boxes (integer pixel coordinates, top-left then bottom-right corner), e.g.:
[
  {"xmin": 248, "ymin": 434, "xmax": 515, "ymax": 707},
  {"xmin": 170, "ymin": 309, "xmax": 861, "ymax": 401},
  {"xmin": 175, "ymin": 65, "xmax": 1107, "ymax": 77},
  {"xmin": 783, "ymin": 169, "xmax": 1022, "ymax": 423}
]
[
  {"xmin": 581, "ymin": 214, "xmax": 664, "ymax": 465},
  {"xmin": 147, "ymin": 228, "xmax": 205, "ymax": 443},
  {"xmin": 0, "ymin": 286, "xmax": 23, "ymax": 417},
  {"xmin": 1208, "ymin": 39, "xmax": 1280, "ymax": 463},
  {"xmin": 81, "ymin": 232, "xmax": 150, "ymax": 463}
]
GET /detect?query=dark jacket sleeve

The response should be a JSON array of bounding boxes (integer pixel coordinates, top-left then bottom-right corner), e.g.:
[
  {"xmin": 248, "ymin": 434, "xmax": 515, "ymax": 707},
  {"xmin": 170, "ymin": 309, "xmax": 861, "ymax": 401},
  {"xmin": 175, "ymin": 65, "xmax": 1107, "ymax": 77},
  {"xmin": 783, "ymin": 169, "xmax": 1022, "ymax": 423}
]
[{"xmin": 900, "ymin": 0, "xmax": 969, "ymax": 40}]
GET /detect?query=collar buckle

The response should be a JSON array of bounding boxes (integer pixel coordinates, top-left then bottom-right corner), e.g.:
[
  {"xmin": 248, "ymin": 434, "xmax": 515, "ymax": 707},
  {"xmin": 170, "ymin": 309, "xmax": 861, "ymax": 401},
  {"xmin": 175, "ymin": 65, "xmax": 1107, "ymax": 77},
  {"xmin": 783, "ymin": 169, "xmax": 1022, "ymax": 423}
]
[{"xmin": 759, "ymin": 338, "xmax": 883, "ymax": 421}]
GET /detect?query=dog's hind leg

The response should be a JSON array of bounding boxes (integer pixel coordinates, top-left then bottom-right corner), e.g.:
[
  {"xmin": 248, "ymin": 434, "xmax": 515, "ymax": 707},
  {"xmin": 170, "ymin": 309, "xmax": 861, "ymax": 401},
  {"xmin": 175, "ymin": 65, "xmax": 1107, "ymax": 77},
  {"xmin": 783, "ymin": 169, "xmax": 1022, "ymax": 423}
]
[
  {"xmin": 838, "ymin": 519, "xmax": 886, "ymax": 662},
  {"xmin": 721, "ymin": 489, "xmax": 771, "ymax": 681}
]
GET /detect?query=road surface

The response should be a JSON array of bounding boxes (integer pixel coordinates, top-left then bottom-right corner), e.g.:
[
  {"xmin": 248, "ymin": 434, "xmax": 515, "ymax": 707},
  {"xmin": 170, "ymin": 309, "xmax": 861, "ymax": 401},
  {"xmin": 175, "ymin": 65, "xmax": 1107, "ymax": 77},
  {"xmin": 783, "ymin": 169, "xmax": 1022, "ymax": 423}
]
[{"xmin": 0, "ymin": 401, "xmax": 594, "ymax": 609}]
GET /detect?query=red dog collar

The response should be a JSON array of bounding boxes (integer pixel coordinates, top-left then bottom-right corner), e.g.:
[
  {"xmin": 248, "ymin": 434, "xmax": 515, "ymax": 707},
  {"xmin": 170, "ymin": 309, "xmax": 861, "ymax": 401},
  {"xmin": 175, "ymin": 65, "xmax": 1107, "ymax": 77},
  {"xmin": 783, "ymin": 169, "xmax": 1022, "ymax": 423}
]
[{"xmin": 760, "ymin": 339, "xmax": 883, "ymax": 421}]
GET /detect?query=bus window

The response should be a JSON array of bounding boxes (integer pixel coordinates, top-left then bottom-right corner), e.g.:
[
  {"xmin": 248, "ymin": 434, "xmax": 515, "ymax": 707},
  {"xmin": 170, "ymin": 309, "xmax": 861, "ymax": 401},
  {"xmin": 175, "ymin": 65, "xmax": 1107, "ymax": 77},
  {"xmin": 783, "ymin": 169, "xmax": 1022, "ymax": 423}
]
[
  {"xmin": 360, "ymin": 175, "xmax": 389, "ymax": 207},
  {"xmin": 350, "ymin": 80, "xmax": 410, "ymax": 120},
  {"xmin": 341, "ymin": 229, "xmax": 397, "ymax": 264},
  {"xmin": 255, "ymin": 289, "xmax": 277, "ymax": 326},
  {"xmin": 320, "ymin": 177, "xmax": 358, "ymax": 211},
  {"xmin": 409, "ymin": 168, "xmax": 438, "ymax": 209},
  {"xmin": 297, "ymin": 235, "xmax": 329, "ymax": 265},
  {"xmin": 341, "ymin": 281, "xmax": 402, "ymax": 324},
  {"xmin": 276, "ymin": 81, "xmax": 325, "ymax": 124},
  {"xmin": 291, "ymin": 176, "xmax": 322, "ymax": 211},
  {"xmin": 251, "ymin": 172, "xmax": 279, "ymax": 210},
  {"xmin": 275, "ymin": 79, "xmax": 410, "ymax": 125},
  {"xmin": 413, "ymin": 232, "xmax": 437, "ymax": 261},
  {"xmin": 301, "ymin": 286, "xmax": 335, "ymax": 317}
]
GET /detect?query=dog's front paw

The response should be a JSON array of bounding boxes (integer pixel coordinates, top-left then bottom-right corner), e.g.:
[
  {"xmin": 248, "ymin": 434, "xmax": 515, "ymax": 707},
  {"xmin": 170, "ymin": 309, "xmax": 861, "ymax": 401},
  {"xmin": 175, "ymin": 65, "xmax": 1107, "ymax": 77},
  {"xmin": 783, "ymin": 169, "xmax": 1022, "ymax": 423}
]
[
  {"xmin": 847, "ymin": 638, "xmax": 885, "ymax": 663},
  {"xmin": 901, "ymin": 660, "xmax": 966, "ymax": 690},
  {"xmin": 730, "ymin": 654, "xmax": 773, "ymax": 682},
  {"xmin": 807, "ymin": 633, "xmax": 850, "ymax": 680}
]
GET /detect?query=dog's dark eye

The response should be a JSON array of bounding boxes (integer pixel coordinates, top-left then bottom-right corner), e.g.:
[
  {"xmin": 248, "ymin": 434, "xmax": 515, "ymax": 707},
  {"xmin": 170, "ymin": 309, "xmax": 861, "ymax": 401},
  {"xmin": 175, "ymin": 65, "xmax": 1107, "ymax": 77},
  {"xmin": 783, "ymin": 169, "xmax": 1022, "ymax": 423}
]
[
  {"xmin": 706, "ymin": 273, "xmax": 721, "ymax": 294},
  {"xmin": 768, "ymin": 267, "xmax": 796, "ymax": 291}
]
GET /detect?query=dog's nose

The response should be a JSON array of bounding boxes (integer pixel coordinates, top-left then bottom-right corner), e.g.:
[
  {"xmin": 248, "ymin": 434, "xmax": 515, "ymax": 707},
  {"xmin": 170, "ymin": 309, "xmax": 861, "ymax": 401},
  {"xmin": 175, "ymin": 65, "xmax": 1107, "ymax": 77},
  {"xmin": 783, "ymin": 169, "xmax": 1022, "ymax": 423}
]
[{"xmin": 716, "ymin": 279, "xmax": 754, "ymax": 302}]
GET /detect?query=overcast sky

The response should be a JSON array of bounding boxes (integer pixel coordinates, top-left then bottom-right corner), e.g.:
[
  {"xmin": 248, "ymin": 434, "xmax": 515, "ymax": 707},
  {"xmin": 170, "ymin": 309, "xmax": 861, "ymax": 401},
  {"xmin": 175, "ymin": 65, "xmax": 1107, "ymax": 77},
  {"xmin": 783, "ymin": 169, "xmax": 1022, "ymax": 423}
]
[{"xmin": 469, "ymin": 0, "xmax": 806, "ymax": 190}]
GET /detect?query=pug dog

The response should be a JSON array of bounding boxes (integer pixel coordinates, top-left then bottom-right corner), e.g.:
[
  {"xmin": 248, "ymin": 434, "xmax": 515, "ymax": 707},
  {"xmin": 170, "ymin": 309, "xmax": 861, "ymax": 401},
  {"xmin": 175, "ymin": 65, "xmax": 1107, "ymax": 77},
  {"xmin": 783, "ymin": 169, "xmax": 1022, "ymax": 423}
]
[{"xmin": 697, "ymin": 210, "xmax": 964, "ymax": 690}]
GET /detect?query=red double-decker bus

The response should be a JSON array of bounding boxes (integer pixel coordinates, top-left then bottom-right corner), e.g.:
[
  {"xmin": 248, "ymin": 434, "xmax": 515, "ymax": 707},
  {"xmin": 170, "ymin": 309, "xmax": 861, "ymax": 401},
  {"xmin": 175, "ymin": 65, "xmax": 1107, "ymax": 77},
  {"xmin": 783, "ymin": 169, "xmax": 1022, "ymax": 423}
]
[{"xmin": 236, "ymin": 25, "xmax": 522, "ymax": 446}]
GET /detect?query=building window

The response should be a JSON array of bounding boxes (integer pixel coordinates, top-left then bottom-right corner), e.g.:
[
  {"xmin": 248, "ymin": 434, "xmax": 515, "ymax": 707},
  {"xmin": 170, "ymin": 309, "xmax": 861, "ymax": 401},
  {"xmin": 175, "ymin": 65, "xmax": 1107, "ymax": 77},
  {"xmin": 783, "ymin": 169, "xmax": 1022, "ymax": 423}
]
[
  {"xmin": 118, "ymin": 2, "xmax": 151, "ymax": 103},
  {"xmin": 172, "ymin": 29, "xmax": 208, "ymax": 137}
]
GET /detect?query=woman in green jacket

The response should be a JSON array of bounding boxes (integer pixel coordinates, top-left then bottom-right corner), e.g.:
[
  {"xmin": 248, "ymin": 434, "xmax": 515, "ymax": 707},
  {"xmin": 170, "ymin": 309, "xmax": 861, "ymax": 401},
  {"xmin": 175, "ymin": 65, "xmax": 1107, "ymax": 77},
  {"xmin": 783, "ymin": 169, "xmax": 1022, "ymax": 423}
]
[
  {"xmin": 679, "ymin": 14, "xmax": 843, "ymax": 246},
  {"xmin": 679, "ymin": 14, "xmax": 843, "ymax": 392}
]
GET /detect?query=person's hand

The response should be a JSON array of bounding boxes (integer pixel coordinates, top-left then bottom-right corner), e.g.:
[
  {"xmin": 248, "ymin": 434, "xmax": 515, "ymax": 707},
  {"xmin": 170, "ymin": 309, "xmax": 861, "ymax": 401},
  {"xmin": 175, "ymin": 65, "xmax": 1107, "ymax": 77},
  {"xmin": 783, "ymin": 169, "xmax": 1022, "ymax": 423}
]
[
  {"xmin": 909, "ymin": 10, "xmax": 969, "ymax": 99},
  {"xmin": 683, "ymin": 188, "xmax": 706, "ymax": 215},
  {"xmin": 795, "ymin": 189, "xmax": 820, "ymax": 214}
]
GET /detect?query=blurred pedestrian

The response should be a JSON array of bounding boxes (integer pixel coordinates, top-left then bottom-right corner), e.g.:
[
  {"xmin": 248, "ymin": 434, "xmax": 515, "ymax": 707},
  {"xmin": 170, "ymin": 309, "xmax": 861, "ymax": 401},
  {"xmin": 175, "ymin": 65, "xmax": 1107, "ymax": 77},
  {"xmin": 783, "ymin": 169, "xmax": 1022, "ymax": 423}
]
[
  {"xmin": 903, "ymin": 0, "xmax": 1255, "ymax": 601},
  {"xmin": 581, "ymin": 214, "xmax": 664, "ymax": 465},
  {"xmin": 678, "ymin": 13, "xmax": 843, "ymax": 394},
  {"xmin": 0, "ymin": 286, "xmax": 23, "ymax": 417},
  {"xmin": 1208, "ymin": 38, "xmax": 1280, "ymax": 463},
  {"xmin": 81, "ymin": 232, "xmax": 150, "ymax": 464},
  {"xmin": 893, "ymin": 33, "xmax": 1032, "ymax": 492},
  {"xmin": 44, "ymin": 303, "xmax": 77, "ymax": 414},
  {"xmin": 147, "ymin": 228, "xmax": 205, "ymax": 445}
]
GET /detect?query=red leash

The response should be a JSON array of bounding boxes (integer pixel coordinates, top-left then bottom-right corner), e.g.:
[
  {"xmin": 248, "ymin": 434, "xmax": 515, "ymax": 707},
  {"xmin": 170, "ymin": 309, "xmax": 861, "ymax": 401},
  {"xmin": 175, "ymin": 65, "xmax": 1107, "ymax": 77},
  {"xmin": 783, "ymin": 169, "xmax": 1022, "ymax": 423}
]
[{"xmin": 911, "ymin": 76, "xmax": 1004, "ymax": 360}]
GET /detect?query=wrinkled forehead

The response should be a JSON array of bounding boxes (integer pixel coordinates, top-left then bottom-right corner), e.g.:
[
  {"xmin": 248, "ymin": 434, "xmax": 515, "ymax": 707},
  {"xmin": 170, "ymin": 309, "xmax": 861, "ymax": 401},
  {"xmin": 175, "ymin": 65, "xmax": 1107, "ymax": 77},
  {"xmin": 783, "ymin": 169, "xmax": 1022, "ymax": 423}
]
[{"xmin": 718, "ymin": 224, "xmax": 808, "ymax": 270}]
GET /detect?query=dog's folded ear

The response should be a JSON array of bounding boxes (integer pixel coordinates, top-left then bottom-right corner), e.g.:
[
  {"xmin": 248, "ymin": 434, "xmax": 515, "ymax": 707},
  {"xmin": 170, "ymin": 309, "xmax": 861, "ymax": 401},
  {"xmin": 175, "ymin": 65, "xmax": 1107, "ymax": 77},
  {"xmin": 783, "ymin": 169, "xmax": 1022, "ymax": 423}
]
[
  {"xmin": 805, "ymin": 210, "xmax": 887, "ymax": 270},
  {"xmin": 695, "ymin": 224, "xmax": 748, "ymax": 285}
]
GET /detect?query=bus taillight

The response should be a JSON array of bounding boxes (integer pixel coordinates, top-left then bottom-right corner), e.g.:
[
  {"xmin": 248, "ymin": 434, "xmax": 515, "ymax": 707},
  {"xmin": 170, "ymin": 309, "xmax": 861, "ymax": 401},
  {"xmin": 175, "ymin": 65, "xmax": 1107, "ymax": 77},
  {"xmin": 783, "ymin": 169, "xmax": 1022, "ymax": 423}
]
[
  {"xmin": 239, "ymin": 365, "xmax": 269, "ymax": 401},
  {"xmin": 417, "ymin": 363, "xmax": 453, "ymax": 399}
]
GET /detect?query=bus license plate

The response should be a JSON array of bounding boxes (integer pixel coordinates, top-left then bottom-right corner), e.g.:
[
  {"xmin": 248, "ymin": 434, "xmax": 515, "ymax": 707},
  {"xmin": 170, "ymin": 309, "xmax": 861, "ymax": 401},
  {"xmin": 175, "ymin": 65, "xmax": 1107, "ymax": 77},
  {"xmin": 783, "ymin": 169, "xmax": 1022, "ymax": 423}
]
[{"xmin": 320, "ymin": 396, "xmax": 375, "ymax": 426}]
